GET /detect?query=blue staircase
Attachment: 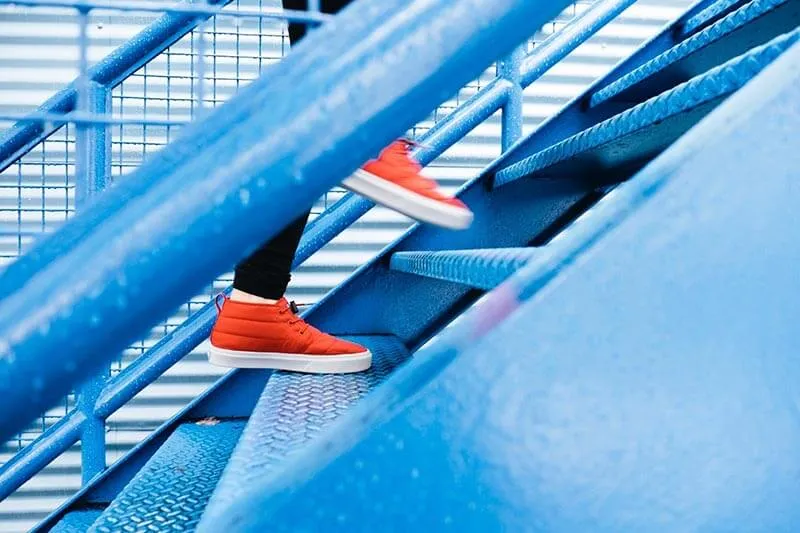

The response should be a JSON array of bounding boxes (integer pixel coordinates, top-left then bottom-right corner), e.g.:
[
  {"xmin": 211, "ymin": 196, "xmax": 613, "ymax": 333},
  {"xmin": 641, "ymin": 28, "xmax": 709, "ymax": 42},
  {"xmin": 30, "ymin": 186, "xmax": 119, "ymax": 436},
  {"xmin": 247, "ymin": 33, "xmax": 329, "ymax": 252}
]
[{"xmin": 1, "ymin": 0, "xmax": 799, "ymax": 530}]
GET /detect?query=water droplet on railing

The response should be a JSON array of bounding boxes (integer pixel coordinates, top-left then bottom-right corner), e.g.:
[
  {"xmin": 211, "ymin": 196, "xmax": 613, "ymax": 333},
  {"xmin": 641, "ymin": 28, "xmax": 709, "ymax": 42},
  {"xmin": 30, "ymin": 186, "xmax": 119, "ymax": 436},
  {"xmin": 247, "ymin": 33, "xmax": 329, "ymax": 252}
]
[{"xmin": 239, "ymin": 188, "xmax": 250, "ymax": 206}]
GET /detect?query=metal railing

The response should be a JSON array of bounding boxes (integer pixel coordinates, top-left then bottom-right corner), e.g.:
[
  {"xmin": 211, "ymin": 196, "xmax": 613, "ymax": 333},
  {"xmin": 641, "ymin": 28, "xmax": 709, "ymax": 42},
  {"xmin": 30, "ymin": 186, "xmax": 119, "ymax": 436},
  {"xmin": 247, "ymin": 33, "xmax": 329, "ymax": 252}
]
[{"xmin": 0, "ymin": 0, "xmax": 638, "ymax": 510}]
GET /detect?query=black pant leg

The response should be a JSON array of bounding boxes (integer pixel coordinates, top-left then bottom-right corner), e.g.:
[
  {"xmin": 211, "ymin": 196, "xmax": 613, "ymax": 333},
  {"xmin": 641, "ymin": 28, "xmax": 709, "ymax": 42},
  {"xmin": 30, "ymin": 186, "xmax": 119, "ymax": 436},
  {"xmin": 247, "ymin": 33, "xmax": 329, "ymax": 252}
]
[{"xmin": 232, "ymin": 0, "xmax": 354, "ymax": 300}]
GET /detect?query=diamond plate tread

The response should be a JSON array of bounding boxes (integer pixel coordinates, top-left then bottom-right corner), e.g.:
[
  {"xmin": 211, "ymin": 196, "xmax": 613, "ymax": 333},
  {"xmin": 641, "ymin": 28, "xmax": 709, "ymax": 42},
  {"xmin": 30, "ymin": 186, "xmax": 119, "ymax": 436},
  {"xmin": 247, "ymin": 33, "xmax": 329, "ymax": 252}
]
[
  {"xmin": 88, "ymin": 420, "xmax": 245, "ymax": 533},
  {"xmin": 49, "ymin": 510, "xmax": 104, "ymax": 532},
  {"xmin": 199, "ymin": 335, "xmax": 410, "ymax": 527},
  {"xmin": 390, "ymin": 248, "xmax": 538, "ymax": 290},
  {"xmin": 495, "ymin": 28, "xmax": 800, "ymax": 187},
  {"xmin": 682, "ymin": 0, "xmax": 749, "ymax": 36},
  {"xmin": 591, "ymin": 0, "xmax": 796, "ymax": 107}
]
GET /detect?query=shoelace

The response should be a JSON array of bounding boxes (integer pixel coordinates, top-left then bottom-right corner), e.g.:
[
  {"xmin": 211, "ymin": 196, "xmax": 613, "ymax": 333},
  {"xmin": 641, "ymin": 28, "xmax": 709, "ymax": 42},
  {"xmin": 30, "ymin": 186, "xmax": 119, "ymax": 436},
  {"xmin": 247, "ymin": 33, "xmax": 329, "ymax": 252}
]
[{"xmin": 279, "ymin": 300, "xmax": 310, "ymax": 334}]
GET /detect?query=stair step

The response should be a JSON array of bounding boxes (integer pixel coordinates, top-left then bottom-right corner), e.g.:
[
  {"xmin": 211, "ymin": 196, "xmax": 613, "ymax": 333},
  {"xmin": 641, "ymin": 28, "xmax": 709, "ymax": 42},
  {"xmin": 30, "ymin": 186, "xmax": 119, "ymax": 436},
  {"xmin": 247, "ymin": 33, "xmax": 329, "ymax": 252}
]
[
  {"xmin": 390, "ymin": 248, "xmax": 538, "ymax": 290},
  {"xmin": 86, "ymin": 420, "xmax": 245, "ymax": 533},
  {"xmin": 49, "ymin": 510, "xmax": 104, "ymax": 532},
  {"xmin": 682, "ymin": 0, "xmax": 750, "ymax": 36},
  {"xmin": 590, "ymin": 0, "xmax": 800, "ymax": 107},
  {"xmin": 493, "ymin": 27, "xmax": 800, "ymax": 188},
  {"xmin": 199, "ymin": 335, "xmax": 411, "ymax": 528}
]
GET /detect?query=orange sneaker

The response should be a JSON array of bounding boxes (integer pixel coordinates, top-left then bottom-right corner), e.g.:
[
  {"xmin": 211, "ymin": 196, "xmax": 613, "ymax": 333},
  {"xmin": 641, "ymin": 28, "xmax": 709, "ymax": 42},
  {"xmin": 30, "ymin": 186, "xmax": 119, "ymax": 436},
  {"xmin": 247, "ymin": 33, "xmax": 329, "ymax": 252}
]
[
  {"xmin": 343, "ymin": 140, "xmax": 474, "ymax": 230},
  {"xmin": 208, "ymin": 297, "xmax": 371, "ymax": 374}
]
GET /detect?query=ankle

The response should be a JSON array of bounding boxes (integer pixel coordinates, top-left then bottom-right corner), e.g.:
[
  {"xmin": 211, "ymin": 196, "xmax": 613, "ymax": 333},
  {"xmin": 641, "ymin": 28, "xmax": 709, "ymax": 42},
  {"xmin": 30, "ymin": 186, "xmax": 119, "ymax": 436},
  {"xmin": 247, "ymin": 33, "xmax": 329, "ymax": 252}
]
[{"xmin": 230, "ymin": 289, "xmax": 279, "ymax": 305}]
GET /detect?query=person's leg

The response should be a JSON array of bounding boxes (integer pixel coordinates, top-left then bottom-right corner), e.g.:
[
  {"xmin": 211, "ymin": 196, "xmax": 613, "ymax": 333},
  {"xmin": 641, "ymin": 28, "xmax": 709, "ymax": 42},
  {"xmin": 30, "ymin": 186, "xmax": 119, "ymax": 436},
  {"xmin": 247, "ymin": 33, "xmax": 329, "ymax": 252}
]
[
  {"xmin": 211, "ymin": 0, "xmax": 370, "ymax": 375},
  {"xmin": 231, "ymin": 0, "xmax": 353, "ymax": 304},
  {"xmin": 211, "ymin": 0, "xmax": 474, "ymax": 374},
  {"xmin": 285, "ymin": 0, "xmax": 473, "ymax": 230}
]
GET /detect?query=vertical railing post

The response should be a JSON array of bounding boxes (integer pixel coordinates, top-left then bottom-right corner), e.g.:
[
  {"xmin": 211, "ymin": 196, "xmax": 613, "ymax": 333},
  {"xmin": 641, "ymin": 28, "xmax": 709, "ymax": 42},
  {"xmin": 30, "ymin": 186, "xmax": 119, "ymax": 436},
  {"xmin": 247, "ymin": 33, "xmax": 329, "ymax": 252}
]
[
  {"xmin": 499, "ymin": 45, "xmax": 524, "ymax": 151},
  {"xmin": 75, "ymin": 82, "xmax": 111, "ymax": 206},
  {"xmin": 75, "ymin": 51, "xmax": 112, "ymax": 483}
]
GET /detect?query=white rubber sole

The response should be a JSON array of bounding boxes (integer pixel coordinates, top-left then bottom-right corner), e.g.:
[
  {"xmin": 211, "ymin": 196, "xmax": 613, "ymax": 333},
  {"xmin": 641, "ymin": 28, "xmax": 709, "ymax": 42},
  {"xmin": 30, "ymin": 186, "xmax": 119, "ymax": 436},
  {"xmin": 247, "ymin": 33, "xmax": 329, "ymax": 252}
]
[
  {"xmin": 343, "ymin": 169, "xmax": 473, "ymax": 230},
  {"xmin": 208, "ymin": 345, "xmax": 372, "ymax": 374}
]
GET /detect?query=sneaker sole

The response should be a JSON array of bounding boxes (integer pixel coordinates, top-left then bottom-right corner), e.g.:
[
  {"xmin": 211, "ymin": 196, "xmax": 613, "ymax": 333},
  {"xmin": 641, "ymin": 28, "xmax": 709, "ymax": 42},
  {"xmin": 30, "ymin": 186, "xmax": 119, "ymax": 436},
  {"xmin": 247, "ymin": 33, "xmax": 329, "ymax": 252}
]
[
  {"xmin": 207, "ymin": 345, "xmax": 372, "ymax": 374},
  {"xmin": 343, "ymin": 169, "xmax": 473, "ymax": 230}
]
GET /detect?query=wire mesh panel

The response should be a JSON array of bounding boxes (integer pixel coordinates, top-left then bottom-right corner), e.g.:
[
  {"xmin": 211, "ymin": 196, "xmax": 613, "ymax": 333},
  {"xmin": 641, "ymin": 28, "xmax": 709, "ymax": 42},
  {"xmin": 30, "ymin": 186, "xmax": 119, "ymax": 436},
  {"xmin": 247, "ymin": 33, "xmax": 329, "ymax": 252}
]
[{"xmin": 0, "ymin": 0, "xmax": 693, "ymax": 529}]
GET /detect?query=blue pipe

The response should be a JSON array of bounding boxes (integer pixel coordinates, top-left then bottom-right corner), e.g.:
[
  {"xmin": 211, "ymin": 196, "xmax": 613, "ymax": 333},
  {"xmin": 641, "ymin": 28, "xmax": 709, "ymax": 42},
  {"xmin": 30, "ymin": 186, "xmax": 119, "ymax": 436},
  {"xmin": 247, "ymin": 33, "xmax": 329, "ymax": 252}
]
[
  {"xmin": 0, "ymin": 411, "xmax": 85, "ymax": 502},
  {"xmin": 520, "ymin": 0, "xmax": 637, "ymax": 87},
  {"xmin": 0, "ymin": 0, "xmax": 576, "ymax": 444},
  {"xmin": 499, "ymin": 47, "xmax": 524, "ymax": 150},
  {"xmin": 74, "ymin": 82, "xmax": 112, "ymax": 485},
  {"xmin": 0, "ymin": 0, "xmax": 233, "ymax": 173}
]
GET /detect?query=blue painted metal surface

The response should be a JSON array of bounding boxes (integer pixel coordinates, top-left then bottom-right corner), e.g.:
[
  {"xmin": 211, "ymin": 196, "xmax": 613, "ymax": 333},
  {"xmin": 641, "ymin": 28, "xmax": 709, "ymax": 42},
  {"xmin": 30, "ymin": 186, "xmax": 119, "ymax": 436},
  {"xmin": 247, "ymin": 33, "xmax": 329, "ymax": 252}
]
[
  {"xmin": 199, "ymin": 336, "xmax": 410, "ymax": 530},
  {"xmin": 74, "ymin": 83, "xmax": 110, "ymax": 208},
  {"xmin": 0, "ymin": 0, "xmax": 576, "ymax": 444},
  {"xmin": 494, "ymin": 28, "xmax": 800, "ymax": 186},
  {"xmin": 85, "ymin": 421, "xmax": 245, "ymax": 533},
  {"xmin": 32, "ymin": 370, "xmax": 269, "ymax": 532},
  {"xmin": 590, "ymin": 0, "xmax": 800, "ymax": 107},
  {"xmin": 681, "ymin": 0, "xmax": 750, "ymax": 36},
  {"xmin": 74, "ymin": 80, "xmax": 112, "ymax": 486},
  {"xmin": 304, "ymin": 172, "xmax": 588, "ymax": 345},
  {"xmin": 499, "ymin": 47, "xmax": 524, "ymax": 151},
  {"xmin": 485, "ymin": 0, "xmax": 720, "ymax": 177},
  {"xmin": 0, "ymin": 411, "xmax": 85, "ymax": 501},
  {"xmin": 49, "ymin": 510, "xmax": 104, "ymax": 532},
  {"xmin": 202, "ymin": 38, "xmax": 800, "ymax": 533},
  {"xmin": 390, "ymin": 248, "xmax": 538, "ymax": 291}
]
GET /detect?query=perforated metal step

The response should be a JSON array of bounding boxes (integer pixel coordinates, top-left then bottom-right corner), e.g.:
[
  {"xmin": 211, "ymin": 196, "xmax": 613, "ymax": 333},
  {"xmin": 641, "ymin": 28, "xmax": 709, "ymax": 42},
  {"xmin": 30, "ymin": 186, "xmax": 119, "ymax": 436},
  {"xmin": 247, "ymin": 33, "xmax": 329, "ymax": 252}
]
[
  {"xmin": 494, "ymin": 27, "xmax": 800, "ymax": 187},
  {"xmin": 199, "ymin": 335, "xmax": 411, "ymax": 529},
  {"xmin": 86, "ymin": 420, "xmax": 245, "ymax": 533},
  {"xmin": 391, "ymin": 248, "xmax": 538, "ymax": 290},
  {"xmin": 591, "ymin": 0, "xmax": 800, "ymax": 107}
]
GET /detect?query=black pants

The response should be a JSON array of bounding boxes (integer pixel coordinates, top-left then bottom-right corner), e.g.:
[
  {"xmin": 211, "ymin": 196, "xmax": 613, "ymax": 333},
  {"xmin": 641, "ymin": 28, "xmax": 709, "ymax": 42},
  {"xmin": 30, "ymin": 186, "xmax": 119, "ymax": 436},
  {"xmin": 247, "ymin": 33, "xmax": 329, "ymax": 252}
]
[{"xmin": 233, "ymin": 0, "xmax": 354, "ymax": 299}]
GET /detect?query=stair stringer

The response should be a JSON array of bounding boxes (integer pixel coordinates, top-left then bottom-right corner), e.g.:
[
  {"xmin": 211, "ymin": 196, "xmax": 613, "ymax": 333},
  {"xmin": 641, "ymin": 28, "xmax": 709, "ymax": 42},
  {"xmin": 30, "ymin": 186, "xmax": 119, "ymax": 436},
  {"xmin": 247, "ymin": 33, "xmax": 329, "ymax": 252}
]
[{"xmin": 203, "ymin": 39, "xmax": 800, "ymax": 533}]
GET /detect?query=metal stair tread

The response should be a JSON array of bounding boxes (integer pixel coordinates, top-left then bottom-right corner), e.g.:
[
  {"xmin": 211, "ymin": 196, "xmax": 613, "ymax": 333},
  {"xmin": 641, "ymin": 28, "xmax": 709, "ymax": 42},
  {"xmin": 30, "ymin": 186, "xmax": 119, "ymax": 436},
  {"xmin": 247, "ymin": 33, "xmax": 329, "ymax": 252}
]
[
  {"xmin": 199, "ymin": 335, "xmax": 411, "ymax": 528},
  {"xmin": 48, "ymin": 509, "xmax": 104, "ymax": 532},
  {"xmin": 681, "ymin": 0, "xmax": 750, "ymax": 36},
  {"xmin": 86, "ymin": 420, "xmax": 246, "ymax": 533},
  {"xmin": 590, "ymin": 0, "xmax": 799, "ymax": 107},
  {"xmin": 390, "ymin": 248, "xmax": 539, "ymax": 290},
  {"xmin": 494, "ymin": 27, "xmax": 800, "ymax": 187}
]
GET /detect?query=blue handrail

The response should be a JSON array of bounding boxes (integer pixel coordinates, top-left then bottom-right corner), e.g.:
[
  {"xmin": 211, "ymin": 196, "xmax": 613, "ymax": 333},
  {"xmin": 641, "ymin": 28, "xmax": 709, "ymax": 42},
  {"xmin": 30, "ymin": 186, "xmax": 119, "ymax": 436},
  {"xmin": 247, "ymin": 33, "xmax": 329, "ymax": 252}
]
[
  {"xmin": 0, "ymin": 0, "xmax": 579, "ymax": 446},
  {"xmin": 0, "ymin": 0, "xmax": 638, "ymax": 500}
]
